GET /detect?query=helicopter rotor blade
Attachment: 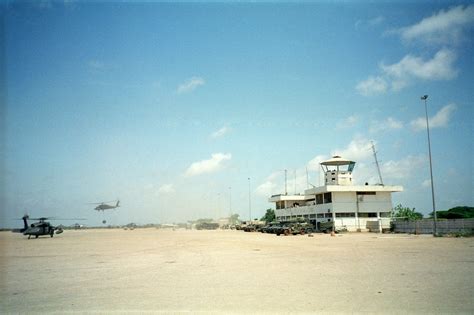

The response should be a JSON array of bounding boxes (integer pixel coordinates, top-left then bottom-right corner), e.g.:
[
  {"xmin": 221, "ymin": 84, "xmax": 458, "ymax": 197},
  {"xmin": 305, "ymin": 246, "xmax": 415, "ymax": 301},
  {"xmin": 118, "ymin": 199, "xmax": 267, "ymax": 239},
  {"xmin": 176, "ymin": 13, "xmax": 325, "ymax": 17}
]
[
  {"xmin": 53, "ymin": 218, "xmax": 87, "ymax": 221},
  {"xmin": 87, "ymin": 200, "xmax": 116, "ymax": 204},
  {"xmin": 27, "ymin": 217, "xmax": 53, "ymax": 221}
]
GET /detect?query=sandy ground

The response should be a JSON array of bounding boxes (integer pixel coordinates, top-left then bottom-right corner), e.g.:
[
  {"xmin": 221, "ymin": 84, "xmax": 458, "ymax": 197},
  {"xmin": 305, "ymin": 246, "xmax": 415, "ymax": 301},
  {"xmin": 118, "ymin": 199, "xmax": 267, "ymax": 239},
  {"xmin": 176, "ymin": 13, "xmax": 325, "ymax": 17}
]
[{"xmin": 1, "ymin": 229, "xmax": 473, "ymax": 314}]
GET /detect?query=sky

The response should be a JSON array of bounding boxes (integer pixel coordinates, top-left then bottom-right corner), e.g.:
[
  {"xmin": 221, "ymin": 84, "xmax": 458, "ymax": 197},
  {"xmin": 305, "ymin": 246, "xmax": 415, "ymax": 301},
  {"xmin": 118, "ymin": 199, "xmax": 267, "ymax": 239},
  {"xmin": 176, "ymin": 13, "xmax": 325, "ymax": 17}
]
[{"xmin": 1, "ymin": 1, "xmax": 473, "ymax": 227}]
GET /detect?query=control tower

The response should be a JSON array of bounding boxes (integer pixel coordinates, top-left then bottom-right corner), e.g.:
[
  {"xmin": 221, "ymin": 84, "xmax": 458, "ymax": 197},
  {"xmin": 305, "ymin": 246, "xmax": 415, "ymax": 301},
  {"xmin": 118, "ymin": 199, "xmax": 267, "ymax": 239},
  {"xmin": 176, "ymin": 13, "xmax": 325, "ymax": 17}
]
[
  {"xmin": 269, "ymin": 153, "xmax": 403, "ymax": 232},
  {"xmin": 320, "ymin": 156, "xmax": 355, "ymax": 186}
]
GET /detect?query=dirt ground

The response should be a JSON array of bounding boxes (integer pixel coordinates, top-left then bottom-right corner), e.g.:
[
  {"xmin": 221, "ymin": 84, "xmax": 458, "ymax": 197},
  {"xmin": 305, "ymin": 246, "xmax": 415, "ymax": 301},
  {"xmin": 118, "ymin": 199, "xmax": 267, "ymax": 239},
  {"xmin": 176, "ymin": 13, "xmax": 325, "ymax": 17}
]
[{"xmin": 1, "ymin": 229, "xmax": 473, "ymax": 314}]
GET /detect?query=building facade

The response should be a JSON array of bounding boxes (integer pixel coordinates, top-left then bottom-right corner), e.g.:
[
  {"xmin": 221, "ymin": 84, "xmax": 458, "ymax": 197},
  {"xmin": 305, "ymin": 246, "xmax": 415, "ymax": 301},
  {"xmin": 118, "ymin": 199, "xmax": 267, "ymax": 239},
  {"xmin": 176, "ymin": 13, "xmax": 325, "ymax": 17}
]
[{"xmin": 268, "ymin": 156, "xmax": 403, "ymax": 232}]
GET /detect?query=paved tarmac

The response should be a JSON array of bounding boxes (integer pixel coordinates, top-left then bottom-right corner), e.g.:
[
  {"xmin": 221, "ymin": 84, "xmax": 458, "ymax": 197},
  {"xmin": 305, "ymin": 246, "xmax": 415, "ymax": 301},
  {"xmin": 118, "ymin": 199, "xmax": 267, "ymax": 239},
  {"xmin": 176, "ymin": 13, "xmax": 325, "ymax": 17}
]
[{"xmin": 1, "ymin": 229, "xmax": 473, "ymax": 314}]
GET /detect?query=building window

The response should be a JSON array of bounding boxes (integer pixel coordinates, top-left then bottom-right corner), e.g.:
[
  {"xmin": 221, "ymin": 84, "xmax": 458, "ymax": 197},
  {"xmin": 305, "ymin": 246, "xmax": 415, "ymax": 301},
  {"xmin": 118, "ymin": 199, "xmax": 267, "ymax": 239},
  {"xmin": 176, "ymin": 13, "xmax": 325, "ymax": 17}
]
[
  {"xmin": 316, "ymin": 194, "xmax": 323, "ymax": 205},
  {"xmin": 357, "ymin": 191, "xmax": 376, "ymax": 195},
  {"xmin": 324, "ymin": 213, "xmax": 332, "ymax": 218},
  {"xmin": 324, "ymin": 192, "xmax": 332, "ymax": 203},
  {"xmin": 335, "ymin": 213, "xmax": 356, "ymax": 218},
  {"xmin": 317, "ymin": 213, "xmax": 324, "ymax": 218},
  {"xmin": 310, "ymin": 214, "xmax": 316, "ymax": 218}
]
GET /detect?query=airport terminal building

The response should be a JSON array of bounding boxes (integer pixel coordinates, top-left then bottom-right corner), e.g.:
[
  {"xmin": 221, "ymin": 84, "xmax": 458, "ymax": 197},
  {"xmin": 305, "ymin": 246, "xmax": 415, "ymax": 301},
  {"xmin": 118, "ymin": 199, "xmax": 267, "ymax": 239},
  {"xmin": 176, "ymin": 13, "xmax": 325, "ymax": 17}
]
[{"xmin": 268, "ymin": 156, "xmax": 403, "ymax": 232}]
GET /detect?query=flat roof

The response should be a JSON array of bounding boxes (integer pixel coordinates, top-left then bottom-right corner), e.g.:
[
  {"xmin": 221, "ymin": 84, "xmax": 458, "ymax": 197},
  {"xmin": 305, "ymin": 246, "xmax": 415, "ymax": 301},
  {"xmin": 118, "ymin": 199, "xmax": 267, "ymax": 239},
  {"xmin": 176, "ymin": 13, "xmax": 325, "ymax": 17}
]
[
  {"xmin": 268, "ymin": 194, "xmax": 310, "ymax": 202},
  {"xmin": 269, "ymin": 185, "xmax": 403, "ymax": 202},
  {"xmin": 304, "ymin": 185, "xmax": 403, "ymax": 194}
]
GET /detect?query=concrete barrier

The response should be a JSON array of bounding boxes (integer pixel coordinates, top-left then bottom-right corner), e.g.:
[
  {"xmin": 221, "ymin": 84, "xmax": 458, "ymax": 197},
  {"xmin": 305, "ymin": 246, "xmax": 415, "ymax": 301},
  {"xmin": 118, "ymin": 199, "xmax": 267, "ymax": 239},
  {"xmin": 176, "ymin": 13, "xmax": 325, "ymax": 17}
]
[{"xmin": 393, "ymin": 218, "xmax": 474, "ymax": 234}]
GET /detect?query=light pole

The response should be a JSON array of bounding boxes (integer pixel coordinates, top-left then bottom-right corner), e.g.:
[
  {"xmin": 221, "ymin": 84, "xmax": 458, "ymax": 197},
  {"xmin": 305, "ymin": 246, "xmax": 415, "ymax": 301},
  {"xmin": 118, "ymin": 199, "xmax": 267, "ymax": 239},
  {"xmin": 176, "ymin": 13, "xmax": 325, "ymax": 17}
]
[
  {"xmin": 248, "ymin": 177, "xmax": 252, "ymax": 223},
  {"xmin": 421, "ymin": 95, "xmax": 437, "ymax": 236}
]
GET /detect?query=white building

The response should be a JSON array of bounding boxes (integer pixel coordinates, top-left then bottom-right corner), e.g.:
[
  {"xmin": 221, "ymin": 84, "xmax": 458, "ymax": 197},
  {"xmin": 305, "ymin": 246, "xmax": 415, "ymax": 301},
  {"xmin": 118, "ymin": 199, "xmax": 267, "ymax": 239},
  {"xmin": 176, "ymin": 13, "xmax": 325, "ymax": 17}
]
[{"xmin": 268, "ymin": 156, "xmax": 403, "ymax": 232}]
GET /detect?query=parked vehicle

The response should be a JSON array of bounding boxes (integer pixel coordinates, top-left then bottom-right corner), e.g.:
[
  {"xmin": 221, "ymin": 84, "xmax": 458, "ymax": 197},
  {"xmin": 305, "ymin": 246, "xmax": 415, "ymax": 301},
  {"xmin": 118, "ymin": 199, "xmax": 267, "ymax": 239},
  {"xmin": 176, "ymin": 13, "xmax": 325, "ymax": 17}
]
[
  {"xmin": 274, "ymin": 224, "xmax": 292, "ymax": 236},
  {"xmin": 195, "ymin": 222, "xmax": 219, "ymax": 230},
  {"xmin": 261, "ymin": 222, "xmax": 280, "ymax": 233},
  {"xmin": 289, "ymin": 222, "xmax": 313, "ymax": 235},
  {"xmin": 243, "ymin": 224, "xmax": 257, "ymax": 232}
]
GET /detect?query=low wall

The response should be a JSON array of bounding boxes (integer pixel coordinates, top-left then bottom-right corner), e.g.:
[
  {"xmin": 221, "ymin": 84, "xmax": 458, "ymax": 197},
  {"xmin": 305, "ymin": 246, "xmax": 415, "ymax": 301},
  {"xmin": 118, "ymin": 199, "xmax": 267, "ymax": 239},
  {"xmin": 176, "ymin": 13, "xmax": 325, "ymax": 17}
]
[{"xmin": 393, "ymin": 218, "xmax": 474, "ymax": 234}]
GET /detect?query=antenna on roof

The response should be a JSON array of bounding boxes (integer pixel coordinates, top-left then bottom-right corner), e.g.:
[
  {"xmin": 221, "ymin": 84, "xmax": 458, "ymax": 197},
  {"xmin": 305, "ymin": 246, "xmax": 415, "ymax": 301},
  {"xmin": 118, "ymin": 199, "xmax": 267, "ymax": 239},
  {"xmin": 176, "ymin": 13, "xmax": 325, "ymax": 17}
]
[{"xmin": 371, "ymin": 141, "xmax": 384, "ymax": 186}]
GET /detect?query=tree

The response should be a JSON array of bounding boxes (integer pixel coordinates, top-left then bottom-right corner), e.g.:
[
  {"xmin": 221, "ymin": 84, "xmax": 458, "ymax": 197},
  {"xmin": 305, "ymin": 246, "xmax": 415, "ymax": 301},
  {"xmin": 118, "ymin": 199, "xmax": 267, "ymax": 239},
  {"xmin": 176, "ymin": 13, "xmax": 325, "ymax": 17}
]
[
  {"xmin": 261, "ymin": 208, "xmax": 275, "ymax": 223},
  {"xmin": 435, "ymin": 206, "xmax": 474, "ymax": 219},
  {"xmin": 392, "ymin": 204, "xmax": 423, "ymax": 221}
]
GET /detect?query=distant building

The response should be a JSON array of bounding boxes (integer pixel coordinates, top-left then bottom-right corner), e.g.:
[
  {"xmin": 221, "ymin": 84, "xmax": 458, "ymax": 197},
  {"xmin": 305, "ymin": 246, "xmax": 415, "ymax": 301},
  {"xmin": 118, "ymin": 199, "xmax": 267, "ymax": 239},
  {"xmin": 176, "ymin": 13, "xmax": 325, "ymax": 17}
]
[
  {"xmin": 217, "ymin": 217, "xmax": 231, "ymax": 227},
  {"xmin": 268, "ymin": 156, "xmax": 403, "ymax": 232}
]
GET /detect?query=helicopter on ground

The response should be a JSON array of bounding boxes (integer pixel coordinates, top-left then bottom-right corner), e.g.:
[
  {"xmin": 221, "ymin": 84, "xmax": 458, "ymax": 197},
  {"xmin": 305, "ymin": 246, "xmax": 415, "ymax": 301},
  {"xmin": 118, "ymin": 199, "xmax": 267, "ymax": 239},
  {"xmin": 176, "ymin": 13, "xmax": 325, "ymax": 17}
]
[
  {"xmin": 19, "ymin": 215, "xmax": 64, "ymax": 239},
  {"xmin": 90, "ymin": 200, "xmax": 120, "ymax": 211}
]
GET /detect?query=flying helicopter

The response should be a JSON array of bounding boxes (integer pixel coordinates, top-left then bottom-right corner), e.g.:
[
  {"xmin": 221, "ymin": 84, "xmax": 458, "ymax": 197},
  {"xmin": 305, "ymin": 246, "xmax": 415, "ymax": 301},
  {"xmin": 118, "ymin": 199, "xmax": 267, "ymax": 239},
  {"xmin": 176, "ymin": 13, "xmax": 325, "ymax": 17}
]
[
  {"xmin": 90, "ymin": 200, "xmax": 120, "ymax": 211},
  {"xmin": 19, "ymin": 215, "xmax": 64, "ymax": 239}
]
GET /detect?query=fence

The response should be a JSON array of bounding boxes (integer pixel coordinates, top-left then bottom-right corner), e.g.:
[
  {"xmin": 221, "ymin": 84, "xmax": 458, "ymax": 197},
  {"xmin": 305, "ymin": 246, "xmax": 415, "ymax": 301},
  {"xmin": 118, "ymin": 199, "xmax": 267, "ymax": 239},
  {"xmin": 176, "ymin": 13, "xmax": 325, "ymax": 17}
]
[{"xmin": 393, "ymin": 218, "xmax": 474, "ymax": 234}]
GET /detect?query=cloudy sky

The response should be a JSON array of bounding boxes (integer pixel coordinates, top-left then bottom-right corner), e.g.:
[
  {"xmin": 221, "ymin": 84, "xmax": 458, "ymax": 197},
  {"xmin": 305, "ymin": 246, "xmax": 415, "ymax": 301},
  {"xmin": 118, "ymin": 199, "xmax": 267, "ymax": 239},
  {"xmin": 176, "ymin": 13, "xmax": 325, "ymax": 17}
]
[{"xmin": 2, "ymin": 2, "xmax": 473, "ymax": 226}]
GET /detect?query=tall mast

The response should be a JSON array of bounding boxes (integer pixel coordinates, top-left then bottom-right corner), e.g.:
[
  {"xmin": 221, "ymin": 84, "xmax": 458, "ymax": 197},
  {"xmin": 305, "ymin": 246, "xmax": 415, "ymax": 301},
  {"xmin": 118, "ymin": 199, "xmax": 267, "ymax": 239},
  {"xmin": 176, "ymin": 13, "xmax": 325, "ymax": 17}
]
[{"xmin": 371, "ymin": 141, "xmax": 384, "ymax": 186}]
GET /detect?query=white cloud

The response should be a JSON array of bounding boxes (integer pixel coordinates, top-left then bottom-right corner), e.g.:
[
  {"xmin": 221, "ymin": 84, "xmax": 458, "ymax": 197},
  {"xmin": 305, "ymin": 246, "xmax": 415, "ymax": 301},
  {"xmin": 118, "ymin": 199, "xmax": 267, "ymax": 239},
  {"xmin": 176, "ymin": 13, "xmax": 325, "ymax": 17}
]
[
  {"xmin": 381, "ymin": 49, "xmax": 458, "ymax": 83},
  {"xmin": 337, "ymin": 115, "xmax": 359, "ymax": 129},
  {"xmin": 255, "ymin": 179, "xmax": 277, "ymax": 198},
  {"xmin": 255, "ymin": 169, "xmax": 315, "ymax": 197},
  {"xmin": 422, "ymin": 179, "xmax": 431, "ymax": 188},
  {"xmin": 353, "ymin": 154, "xmax": 427, "ymax": 185},
  {"xmin": 410, "ymin": 103, "xmax": 457, "ymax": 131},
  {"xmin": 307, "ymin": 154, "xmax": 329, "ymax": 172},
  {"xmin": 177, "ymin": 77, "xmax": 205, "ymax": 94},
  {"xmin": 211, "ymin": 126, "xmax": 231, "ymax": 139},
  {"xmin": 381, "ymin": 155, "xmax": 426, "ymax": 180},
  {"xmin": 158, "ymin": 184, "xmax": 175, "ymax": 194},
  {"xmin": 332, "ymin": 137, "xmax": 373, "ymax": 162},
  {"xmin": 357, "ymin": 6, "xmax": 472, "ymax": 97},
  {"xmin": 397, "ymin": 5, "xmax": 474, "ymax": 45},
  {"xmin": 356, "ymin": 76, "xmax": 388, "ymax": 96},
  {"xmin": 184, "ymin": 153, "xmax": 231, "ymax": 177},
  {"xmin": 357, "ymin": 49, "xmax": 458, "ymax": 95},
  {"xmin": 370, "ymin": 117, "xmax": 403, "ymax": 133}
]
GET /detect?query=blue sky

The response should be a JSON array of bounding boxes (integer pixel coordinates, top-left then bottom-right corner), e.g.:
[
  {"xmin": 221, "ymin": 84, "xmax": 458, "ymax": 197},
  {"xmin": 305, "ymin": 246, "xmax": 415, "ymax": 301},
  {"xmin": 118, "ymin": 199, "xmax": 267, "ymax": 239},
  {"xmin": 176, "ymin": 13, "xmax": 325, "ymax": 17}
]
[{"xmin": 2, "ymin": 1, "xmax": 473, "ymax": 227}]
